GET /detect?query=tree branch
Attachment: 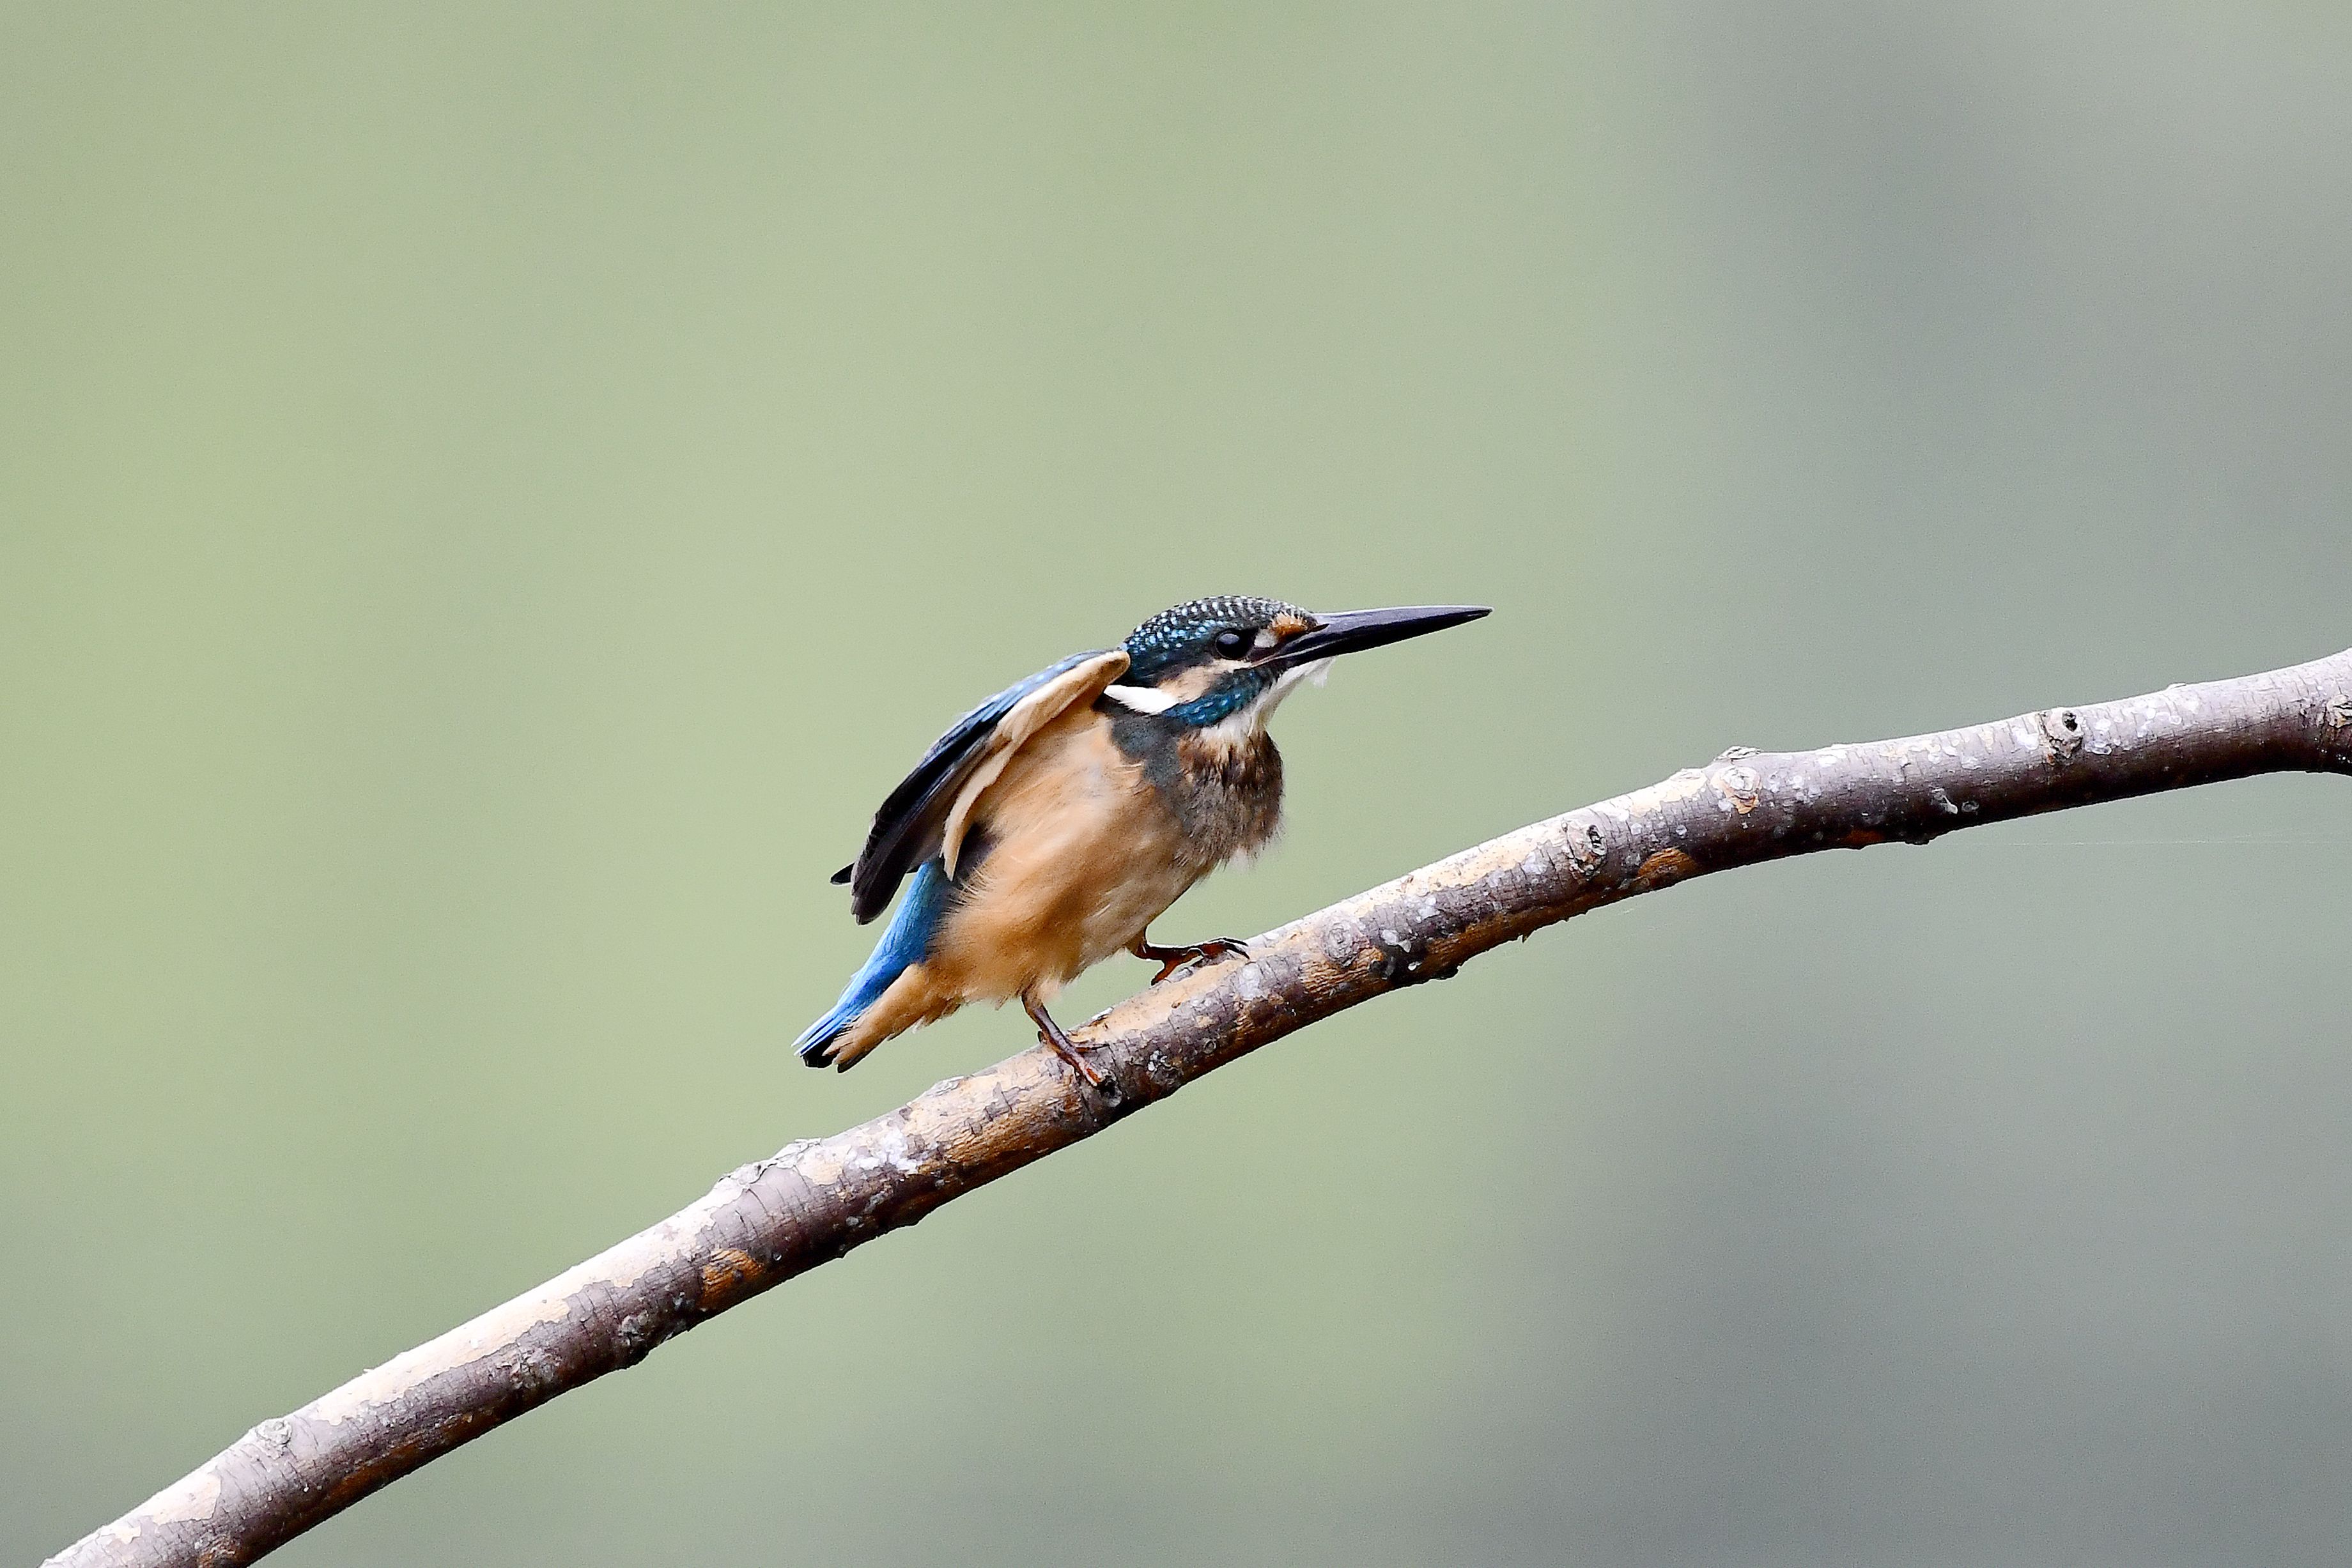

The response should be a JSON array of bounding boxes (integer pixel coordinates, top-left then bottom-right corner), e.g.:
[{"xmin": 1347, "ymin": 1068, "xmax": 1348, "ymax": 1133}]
[{"xmin": 50, "ymin": 647, "xmax": 2352, "ymax": 1567}]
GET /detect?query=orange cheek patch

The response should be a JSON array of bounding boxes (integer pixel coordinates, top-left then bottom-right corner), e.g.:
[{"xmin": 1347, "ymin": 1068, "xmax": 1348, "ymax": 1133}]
[
  {"xmin": 1269, "ymin": 612, "xmax": 1313, "ymax": 640},
  {"xmin": 1161, "ymin": 665, "xmax": 1221, "ymax": 701}
]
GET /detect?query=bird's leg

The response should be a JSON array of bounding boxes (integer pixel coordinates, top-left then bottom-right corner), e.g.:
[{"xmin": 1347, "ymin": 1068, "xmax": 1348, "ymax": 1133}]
[
  {"xmin": 1129, "ymin": 930, "xmax": 1253, "ymax": 986},
  {"xmin": 1022, "ymin": 990, "xmax": 1104, "ymax": 1088}
]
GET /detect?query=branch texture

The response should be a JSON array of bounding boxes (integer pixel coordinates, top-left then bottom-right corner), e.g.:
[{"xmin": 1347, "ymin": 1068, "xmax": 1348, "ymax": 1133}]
[{"xmin": 52, "ymin": 647, "xmax": 2352, "ymax": 1567}]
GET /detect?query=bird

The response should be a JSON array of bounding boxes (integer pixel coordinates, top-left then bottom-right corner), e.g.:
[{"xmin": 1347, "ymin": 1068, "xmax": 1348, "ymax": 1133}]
[{"xmin": 794, "ymin": 595, "xmax": 1490, "ymax": 1083}]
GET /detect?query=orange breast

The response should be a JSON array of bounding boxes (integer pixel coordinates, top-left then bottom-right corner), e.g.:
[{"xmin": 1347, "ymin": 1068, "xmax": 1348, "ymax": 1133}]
[{"xmin": 927, "ymin": 709, "xmax": 1204, "ymax": 1004}]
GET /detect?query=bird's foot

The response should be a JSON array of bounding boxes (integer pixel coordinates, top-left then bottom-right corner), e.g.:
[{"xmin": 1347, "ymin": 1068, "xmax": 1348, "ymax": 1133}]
[
  {"xmin": 1134, "ymin": 936, "xmax": 1252, "ymax": 986},
  {"xmin": 1046, "ymin": 1034, "xmax": 1106, "ymax": 1088},
  {"xmin": 1023, "ymin": 993, "xmax": 1106, "ymax": 1089}
]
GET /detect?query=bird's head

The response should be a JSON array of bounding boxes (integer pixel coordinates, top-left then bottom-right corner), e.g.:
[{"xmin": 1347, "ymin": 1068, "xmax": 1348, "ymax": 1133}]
[{"xmin": 1105, "ymin": 595, "xmax": 1490, "ymax": 732}]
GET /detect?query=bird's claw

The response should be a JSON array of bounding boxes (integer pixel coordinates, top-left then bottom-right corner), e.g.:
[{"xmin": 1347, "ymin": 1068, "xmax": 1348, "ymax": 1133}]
[
  {"xmin": 1044, "ymin": 1032, "xmax": 1107, "ymax": 1088},
  {"xmin": 1024, "ymin": 993, "xmax": 1108, "ymax": 1089},
  {"xmin": 1148, "ymin": 937, "xmax": 1251, "ymax": 986}
]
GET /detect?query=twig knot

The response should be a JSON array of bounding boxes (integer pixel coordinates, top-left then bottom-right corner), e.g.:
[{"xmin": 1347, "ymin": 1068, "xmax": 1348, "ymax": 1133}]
[{"xmin": 2037, "ymin": 707, "xmax": 2085, "ymax": 762}]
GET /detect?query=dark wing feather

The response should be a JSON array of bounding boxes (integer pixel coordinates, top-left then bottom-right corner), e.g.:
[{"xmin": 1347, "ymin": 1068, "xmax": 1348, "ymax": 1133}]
[{"xmin": 842, "ymin": 650, "xmax": 1110, "ymax": 923}]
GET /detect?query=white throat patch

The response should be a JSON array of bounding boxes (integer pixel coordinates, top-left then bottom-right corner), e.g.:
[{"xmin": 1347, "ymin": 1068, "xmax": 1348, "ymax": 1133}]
[{"xmin": 1264, "ymin": 657, "xmax": 1334, "ymax": 715}]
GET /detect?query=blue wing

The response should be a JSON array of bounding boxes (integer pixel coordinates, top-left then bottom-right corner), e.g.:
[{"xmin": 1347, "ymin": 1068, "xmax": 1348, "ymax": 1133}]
[{"xmin": 833, "ymin": 650, "xmax": 1108, "ymax": 924}]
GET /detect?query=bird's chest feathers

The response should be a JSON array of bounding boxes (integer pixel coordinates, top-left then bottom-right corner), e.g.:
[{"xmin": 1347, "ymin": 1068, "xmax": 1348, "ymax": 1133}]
[
  {"xmin": 937, "ymin": 714, "xmax": 1207, "ymax": 992},
  {"xmin": 1115, "ymin": 712, "xmax": 1285, "ymax": 868},
  {"xmin": 927, "ymin": 707, "xmax": 1285, "ymax": 1001}
]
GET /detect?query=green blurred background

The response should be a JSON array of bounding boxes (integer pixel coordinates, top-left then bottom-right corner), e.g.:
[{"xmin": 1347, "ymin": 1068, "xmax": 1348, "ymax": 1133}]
[{"xmin": 6, "ymin": 4, "xmax": 2349, "ymax": 1563}]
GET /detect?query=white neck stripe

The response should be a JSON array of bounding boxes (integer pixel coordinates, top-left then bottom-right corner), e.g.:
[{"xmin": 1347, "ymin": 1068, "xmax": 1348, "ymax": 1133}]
[{"xmin": 1102, "ymin": 683, "xmax": 1179, "ymax": 714}]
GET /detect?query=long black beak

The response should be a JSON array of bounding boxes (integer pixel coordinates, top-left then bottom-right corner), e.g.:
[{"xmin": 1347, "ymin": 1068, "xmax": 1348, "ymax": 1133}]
[{"xmin": 1255, "ymin": 604, "xmax": 1491, "ymax": 667}]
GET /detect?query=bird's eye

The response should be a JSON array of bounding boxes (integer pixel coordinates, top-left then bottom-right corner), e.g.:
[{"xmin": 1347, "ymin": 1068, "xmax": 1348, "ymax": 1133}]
[{"xmin": 1213, "ymin": 629, "xmax": 1251, "ymax": 657}]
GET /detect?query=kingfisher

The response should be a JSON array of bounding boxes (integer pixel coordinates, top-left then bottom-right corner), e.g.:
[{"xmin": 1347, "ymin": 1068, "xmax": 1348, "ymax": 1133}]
[{"xmin": 794, "ymin": 595, "xmax": 1490, "ymax": 1083}]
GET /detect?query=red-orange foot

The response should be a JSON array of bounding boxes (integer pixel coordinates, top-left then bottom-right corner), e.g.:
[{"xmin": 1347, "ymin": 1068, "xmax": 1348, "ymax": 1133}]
[{"xmin": 1131, "ymin": 935, "xmax": 1252, "ymax": 985}]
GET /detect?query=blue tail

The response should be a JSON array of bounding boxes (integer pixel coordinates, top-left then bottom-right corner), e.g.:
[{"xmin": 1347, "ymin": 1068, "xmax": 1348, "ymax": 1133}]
[{"xmin": 796, "ymin": 859, "xmax": 952, "ymax": 1067}]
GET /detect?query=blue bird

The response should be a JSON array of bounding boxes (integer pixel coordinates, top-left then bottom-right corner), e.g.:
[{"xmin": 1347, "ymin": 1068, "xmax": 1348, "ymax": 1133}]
[{"xmin": 796, "ymin": 596, "xmax": 1490, "ymax": 1082}]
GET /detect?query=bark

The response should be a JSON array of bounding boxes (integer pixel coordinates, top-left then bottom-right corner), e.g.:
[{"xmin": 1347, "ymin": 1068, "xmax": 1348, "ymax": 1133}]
[{"xmin": 49, "ymin": 645, "xmax": 2352, "ymax": 1568}]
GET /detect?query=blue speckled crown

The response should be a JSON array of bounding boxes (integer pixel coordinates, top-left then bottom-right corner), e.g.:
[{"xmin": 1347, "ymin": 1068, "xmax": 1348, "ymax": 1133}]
[{"xmin": 1122, "ymin": 595, "xmax": 1304, "ymax": 682}]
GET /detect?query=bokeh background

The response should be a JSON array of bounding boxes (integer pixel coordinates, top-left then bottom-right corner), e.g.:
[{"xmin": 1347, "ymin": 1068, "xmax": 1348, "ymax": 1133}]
[{"xmin": 6, "ymin": 4, "xmax": 2350, "ymax": 1563}]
